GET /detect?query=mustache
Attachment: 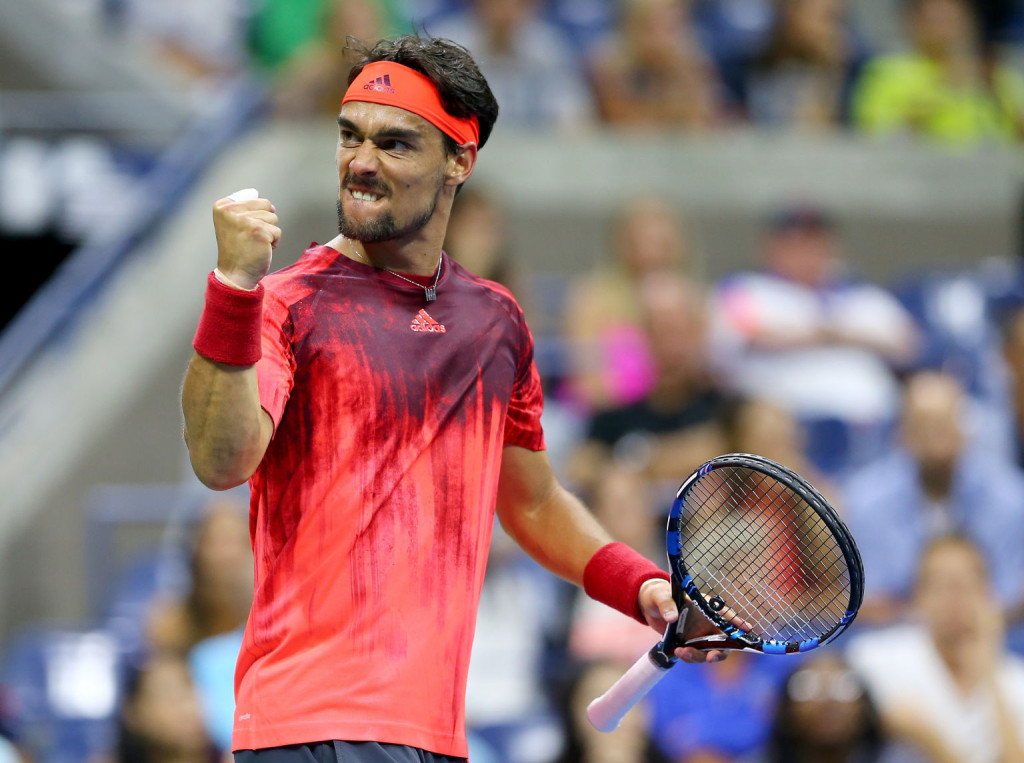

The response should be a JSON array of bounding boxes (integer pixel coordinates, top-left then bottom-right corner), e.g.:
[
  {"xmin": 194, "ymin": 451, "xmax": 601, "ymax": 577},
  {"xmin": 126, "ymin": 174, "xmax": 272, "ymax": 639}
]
[{"xmin": 343, "ymin": 174, "xmax": 390, "ymax": 196}]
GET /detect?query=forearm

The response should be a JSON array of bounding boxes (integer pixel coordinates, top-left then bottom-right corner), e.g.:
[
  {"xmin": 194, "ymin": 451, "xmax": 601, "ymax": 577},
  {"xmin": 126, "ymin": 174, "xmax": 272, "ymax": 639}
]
[
  {"xmin": 182, "ymin": 353, "xmax": 269, "ymax": 489},
  {"xmin": 497, "ymin": 478, "xmax": 611, "ymax": 586}
]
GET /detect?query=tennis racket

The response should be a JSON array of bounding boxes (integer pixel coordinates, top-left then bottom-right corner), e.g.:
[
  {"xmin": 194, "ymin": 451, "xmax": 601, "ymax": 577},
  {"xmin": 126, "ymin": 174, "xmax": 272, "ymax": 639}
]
[{"xmin": 587, "ymin": 452, "xmax": 864, "ymax": 732}]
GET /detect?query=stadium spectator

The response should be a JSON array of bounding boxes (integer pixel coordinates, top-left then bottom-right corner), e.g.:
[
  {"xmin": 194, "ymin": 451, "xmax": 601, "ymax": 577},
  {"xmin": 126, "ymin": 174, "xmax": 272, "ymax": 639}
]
[
  {"xmin": 104, "ymin": 652, "xmax": 224, "ymax": 762},
  {"xmin": 646, "ymin": 652, "xmax": 792, "ymax": 763},
  {"xmin": 725, "ymin": 396, "xmax": 821, "ymax": 481},
  {"xmin": 443, "ymin": 185, "xmax": 525, "ymax": 298},
  {"xmin": 892, "ymin": 267, "xmax": 1014, "ymax": 460},
  {"xmin": 841, "ymin": 371, "xmax": 1024, "ymax": 626},
  {"xmin": 736, "ymin": 0, "xmax": 869, "ymax": 129},
  {"xmin": 568, "ymin": 271, "xmax": 727, "ymax": 496},
  {"xmin": 586, "ymin": 0, "xmax": 721, "ymax": 128},
  {"xmin": 427, "ymin": 0, "xmax": 594, "ymax": 128},
  {"xmin": 561, "ymin": 197, "xmax": 693, "ymax": 413},
  {"xmin": 708, "ymin": 203, "xmax": 918, "ymax": 476},
  {"xmin": 267, "ymin": 0, "xmax": 395, "ymax": 118},
  {"xmin": 144, "ymin": 498, "xmax": 252, "ymax": 655},
  {"xmin": 766, "ymin": 653, "xmax": 889, "ymax": 763},
  {"xmin": 248, "ymin": 0, "xmax": 406, "ymax": 73},
  {"xmin": 847, "ymin": 534, "xmax": 1024, "ymax": 761},
  {"xmin": 851, "ymin": 0, "xmax": 1024, "ymax": 146}
]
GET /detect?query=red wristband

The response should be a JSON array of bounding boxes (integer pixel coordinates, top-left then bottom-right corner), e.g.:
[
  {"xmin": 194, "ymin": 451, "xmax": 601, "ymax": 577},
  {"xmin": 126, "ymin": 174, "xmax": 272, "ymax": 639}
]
[
  {"xmin": 583, "ymin": 542, "xmax": 670, "ymax": 624},
  {"xmin": 193, "ymin": 271, "xmax": 264, "ymax": 366}
]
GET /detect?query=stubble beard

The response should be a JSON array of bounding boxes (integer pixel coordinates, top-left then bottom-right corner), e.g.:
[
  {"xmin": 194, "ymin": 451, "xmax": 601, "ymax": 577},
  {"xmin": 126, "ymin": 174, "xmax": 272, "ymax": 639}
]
[{"xmin": 337, "ymin": 176, "xmax": 445, "ymax": 244}]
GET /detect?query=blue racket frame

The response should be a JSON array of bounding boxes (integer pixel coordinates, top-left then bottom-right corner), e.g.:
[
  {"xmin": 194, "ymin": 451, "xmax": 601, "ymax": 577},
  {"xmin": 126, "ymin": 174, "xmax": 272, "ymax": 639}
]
[{"xmin": 665, "ymin": 453, "xmax": 864, "ymax": 656}]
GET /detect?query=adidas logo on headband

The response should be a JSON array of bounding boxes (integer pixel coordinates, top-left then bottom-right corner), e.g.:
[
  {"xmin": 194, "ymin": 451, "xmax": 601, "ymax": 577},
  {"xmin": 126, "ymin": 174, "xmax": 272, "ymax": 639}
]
[
  {"xmin": 343, "ymin": 62, "xmax": 480, "ymax": 146},
  {"xmin": 363, "ymin": 74, "xmax": 395, "ymax": 95}
]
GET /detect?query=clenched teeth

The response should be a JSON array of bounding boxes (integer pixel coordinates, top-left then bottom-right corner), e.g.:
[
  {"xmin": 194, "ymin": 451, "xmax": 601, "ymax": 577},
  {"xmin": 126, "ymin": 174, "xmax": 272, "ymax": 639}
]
[{"xmin": 352, "ymin": 190, "xmax": 382, "ymax": 202}]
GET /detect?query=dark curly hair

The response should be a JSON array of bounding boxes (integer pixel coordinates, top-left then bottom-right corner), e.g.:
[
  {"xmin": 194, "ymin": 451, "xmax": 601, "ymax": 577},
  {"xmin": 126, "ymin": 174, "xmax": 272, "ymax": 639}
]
[{"xmin": 345, "ymin": 34, "xmax": 500, "ymax": 154}]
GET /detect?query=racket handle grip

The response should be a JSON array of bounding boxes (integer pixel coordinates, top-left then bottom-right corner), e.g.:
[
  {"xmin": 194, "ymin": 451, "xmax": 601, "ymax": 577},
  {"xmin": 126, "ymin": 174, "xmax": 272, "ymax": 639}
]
[
  {"xmin": 228, "ymin": 188, "xmax": 259, "ymax": 202},
  {"xmin": 586, "ymin": 648, "xmax": 673, "ymax": 732}
]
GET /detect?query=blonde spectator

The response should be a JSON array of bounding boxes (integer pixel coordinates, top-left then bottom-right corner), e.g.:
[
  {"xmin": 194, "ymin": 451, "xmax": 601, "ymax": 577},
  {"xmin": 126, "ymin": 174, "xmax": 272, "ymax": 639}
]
[
  {"xmin": 852, "ymin": 0, "xmax": 1024, "ymax": 146},
  {"xmin": 561, "ymin": 197, "xmax": 692, "ymax": 413},
  {"xmin": 568, "ymin": 271, "xmax": 727, "ymax": 495},
  {"xmin": 587, "ymin": 0, "xmax": 721, "ymax": 128}
]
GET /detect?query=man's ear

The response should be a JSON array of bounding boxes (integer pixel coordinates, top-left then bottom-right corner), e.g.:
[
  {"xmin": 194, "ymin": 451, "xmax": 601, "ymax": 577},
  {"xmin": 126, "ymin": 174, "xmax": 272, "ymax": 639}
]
[{"xmin": 445, "ymin": 143, "xmax": 478, "ymax": 187}]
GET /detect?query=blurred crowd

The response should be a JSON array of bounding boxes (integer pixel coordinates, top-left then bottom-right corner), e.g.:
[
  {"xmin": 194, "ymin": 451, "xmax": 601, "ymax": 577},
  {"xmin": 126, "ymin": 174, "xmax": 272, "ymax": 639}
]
[
  {"xmin": 4, "ymin": 0, "xmax": 1024, "ymax": 761},
  {"xmin": 94, "ymin": 0, "xmax": 1024, "ymax": 144}
]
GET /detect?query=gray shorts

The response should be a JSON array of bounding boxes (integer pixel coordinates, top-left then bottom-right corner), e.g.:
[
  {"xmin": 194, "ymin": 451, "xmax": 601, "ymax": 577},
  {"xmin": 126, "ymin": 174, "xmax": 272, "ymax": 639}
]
[{"xmin": 234, "ymin": 741, "xmax": 466, "ymax": 763}]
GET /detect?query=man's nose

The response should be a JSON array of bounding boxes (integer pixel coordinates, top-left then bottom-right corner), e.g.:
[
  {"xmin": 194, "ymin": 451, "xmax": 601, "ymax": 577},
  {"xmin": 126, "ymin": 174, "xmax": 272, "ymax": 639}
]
[{"xmin": 348, "ymin": 141, "xmax": 380, "ymax": 175}]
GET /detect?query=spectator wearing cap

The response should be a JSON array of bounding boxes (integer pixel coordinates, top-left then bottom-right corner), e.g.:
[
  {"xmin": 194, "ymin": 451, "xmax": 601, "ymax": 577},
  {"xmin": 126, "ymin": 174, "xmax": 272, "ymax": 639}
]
[{"xmin": 708, "ymin": 204, "xmax": 918, "ymax": 476}]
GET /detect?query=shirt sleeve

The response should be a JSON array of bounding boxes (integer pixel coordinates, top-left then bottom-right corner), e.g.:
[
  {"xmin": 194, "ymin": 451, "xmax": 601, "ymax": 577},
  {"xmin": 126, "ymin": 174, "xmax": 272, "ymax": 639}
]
[
  {"xmin": 503, "ymin": 310, "xmax": 546, "ymax": 451},
  {"xmin": 255, "ymin": 287, "xmax": 296, "ymax": 430}
]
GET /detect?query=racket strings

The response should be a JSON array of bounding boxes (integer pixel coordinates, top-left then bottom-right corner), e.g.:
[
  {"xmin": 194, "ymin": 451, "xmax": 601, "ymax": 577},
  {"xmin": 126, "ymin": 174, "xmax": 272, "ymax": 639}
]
[
  {"xmin": 690, "ymin": 488, "xmax": 847, "ymax": 640},
  {"xmin": 678, "ymin": 467, "xmax": 851, "ymax": 643},
  {"xmin": 694, "ymin": 475, "xmax": 848, "ymax": 639}
]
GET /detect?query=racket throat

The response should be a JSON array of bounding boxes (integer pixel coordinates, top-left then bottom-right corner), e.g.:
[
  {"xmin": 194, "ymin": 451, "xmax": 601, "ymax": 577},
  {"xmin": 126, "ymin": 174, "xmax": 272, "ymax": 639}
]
[{"xmin": 651, "ymin": 608, "xmax": 687, "ymax": 667}]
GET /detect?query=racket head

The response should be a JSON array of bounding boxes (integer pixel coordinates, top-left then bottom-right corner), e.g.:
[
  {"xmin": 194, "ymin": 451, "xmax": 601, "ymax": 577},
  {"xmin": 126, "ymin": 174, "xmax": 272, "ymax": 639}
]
[{"xmin": 668, "ymin": 453, "xmax": 863, "ymax": 655}]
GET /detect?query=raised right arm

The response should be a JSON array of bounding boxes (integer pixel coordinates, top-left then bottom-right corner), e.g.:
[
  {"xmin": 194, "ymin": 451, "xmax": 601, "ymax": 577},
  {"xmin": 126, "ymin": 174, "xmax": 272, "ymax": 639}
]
[
  {"xmin": 182, "ymin": 192, "xmax": 281, "ymax": 490},
  {"xmin": 182, "ymin": 355, "xmax": 274, "ymax": 490}
]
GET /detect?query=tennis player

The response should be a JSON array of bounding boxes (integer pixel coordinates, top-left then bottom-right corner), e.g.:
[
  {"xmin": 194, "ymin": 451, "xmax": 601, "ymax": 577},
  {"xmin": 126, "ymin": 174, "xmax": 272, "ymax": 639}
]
[{"xmin": 181, "ymin": 34, "xmax": 726, "ymax": 763}]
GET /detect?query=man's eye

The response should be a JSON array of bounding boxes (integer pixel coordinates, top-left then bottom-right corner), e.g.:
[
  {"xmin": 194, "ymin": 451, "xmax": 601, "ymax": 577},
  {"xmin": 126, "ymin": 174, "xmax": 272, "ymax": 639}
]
[
  {"xmin": 381, "ymin": 140, "xmax": 409, "ymax": 151},
  {"xmin": 340, "ymin": 131, "xmax": 360, "ymax": 146}
]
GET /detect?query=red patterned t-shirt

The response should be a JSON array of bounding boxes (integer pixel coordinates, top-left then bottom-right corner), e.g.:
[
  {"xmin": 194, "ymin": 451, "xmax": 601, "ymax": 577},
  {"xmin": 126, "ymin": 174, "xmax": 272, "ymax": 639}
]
[{"xmin": 232, "ymin": 244, "xmax": 545, "ymax": 755}]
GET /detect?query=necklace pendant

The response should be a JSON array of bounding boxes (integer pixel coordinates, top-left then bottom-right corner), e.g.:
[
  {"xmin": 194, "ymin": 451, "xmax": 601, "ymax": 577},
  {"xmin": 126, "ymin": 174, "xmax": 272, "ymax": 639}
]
[{"xmin": 425, "ymin": 286, "xmax": 437, "ymax": 302}]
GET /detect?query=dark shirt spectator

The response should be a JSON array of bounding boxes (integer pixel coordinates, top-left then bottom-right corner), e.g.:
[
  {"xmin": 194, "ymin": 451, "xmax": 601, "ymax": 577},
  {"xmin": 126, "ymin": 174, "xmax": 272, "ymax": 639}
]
[
  {"xmin": 569, "ymin": 272, "xmax": 727, "ymax": 495},
  {"xmin": 739, "ymin": 0, "xmax": 869, "ymax": 129},
  {"xmin": 767, "ymin": 653, "xmax": 891, "ymax": 763}
]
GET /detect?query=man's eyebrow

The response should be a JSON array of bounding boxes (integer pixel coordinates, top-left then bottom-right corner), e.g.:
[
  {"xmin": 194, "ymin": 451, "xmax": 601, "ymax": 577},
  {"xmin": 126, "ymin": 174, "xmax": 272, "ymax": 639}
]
[{"xmin": 337, "ymin": 117, "xmax": 423, "ymax": 143}]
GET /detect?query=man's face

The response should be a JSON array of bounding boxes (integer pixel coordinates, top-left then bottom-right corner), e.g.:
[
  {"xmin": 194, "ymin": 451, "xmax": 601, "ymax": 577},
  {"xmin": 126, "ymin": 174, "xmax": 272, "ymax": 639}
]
[
  {"xmin": 335, "ymin": 101, "xmax": 451, "ymax": 243},
  {"xmin": 763, "ymin": 226, "xmax": 837, "ymax": 288},
  {"xmin": 914, "ymin": 541, "xmax": 989, "ymax": 643},
  {"xmin": 901, "ymin": 374, "xmax": 964, "ymax": 473}
]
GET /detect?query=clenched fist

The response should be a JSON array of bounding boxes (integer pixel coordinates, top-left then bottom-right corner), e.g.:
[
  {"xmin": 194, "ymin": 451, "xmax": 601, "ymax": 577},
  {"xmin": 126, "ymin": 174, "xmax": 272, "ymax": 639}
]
[{"xmin": 212, "ymin": 189, "xmax": 281, "ymax": 290}]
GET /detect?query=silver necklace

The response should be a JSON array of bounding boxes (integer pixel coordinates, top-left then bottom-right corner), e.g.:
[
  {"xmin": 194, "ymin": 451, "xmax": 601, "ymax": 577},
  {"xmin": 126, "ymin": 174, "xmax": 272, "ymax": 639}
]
[{"xmin": 347, "ymin": 238, "xmax": 443, "ymax": 303}]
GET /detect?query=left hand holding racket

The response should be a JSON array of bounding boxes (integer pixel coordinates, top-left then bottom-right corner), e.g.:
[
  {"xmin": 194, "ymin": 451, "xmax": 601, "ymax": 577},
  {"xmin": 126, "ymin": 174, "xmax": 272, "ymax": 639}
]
[{"xmin": 588, "ymin": 453, "xmax": 864, "ymax": 732}]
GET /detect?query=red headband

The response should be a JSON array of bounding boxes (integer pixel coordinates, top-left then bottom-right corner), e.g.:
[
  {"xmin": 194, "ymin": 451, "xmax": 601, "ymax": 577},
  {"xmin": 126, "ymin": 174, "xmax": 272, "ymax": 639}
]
[{"xmin": 342, "ymin": 61, "xmax": 480, "ymax": 146}]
